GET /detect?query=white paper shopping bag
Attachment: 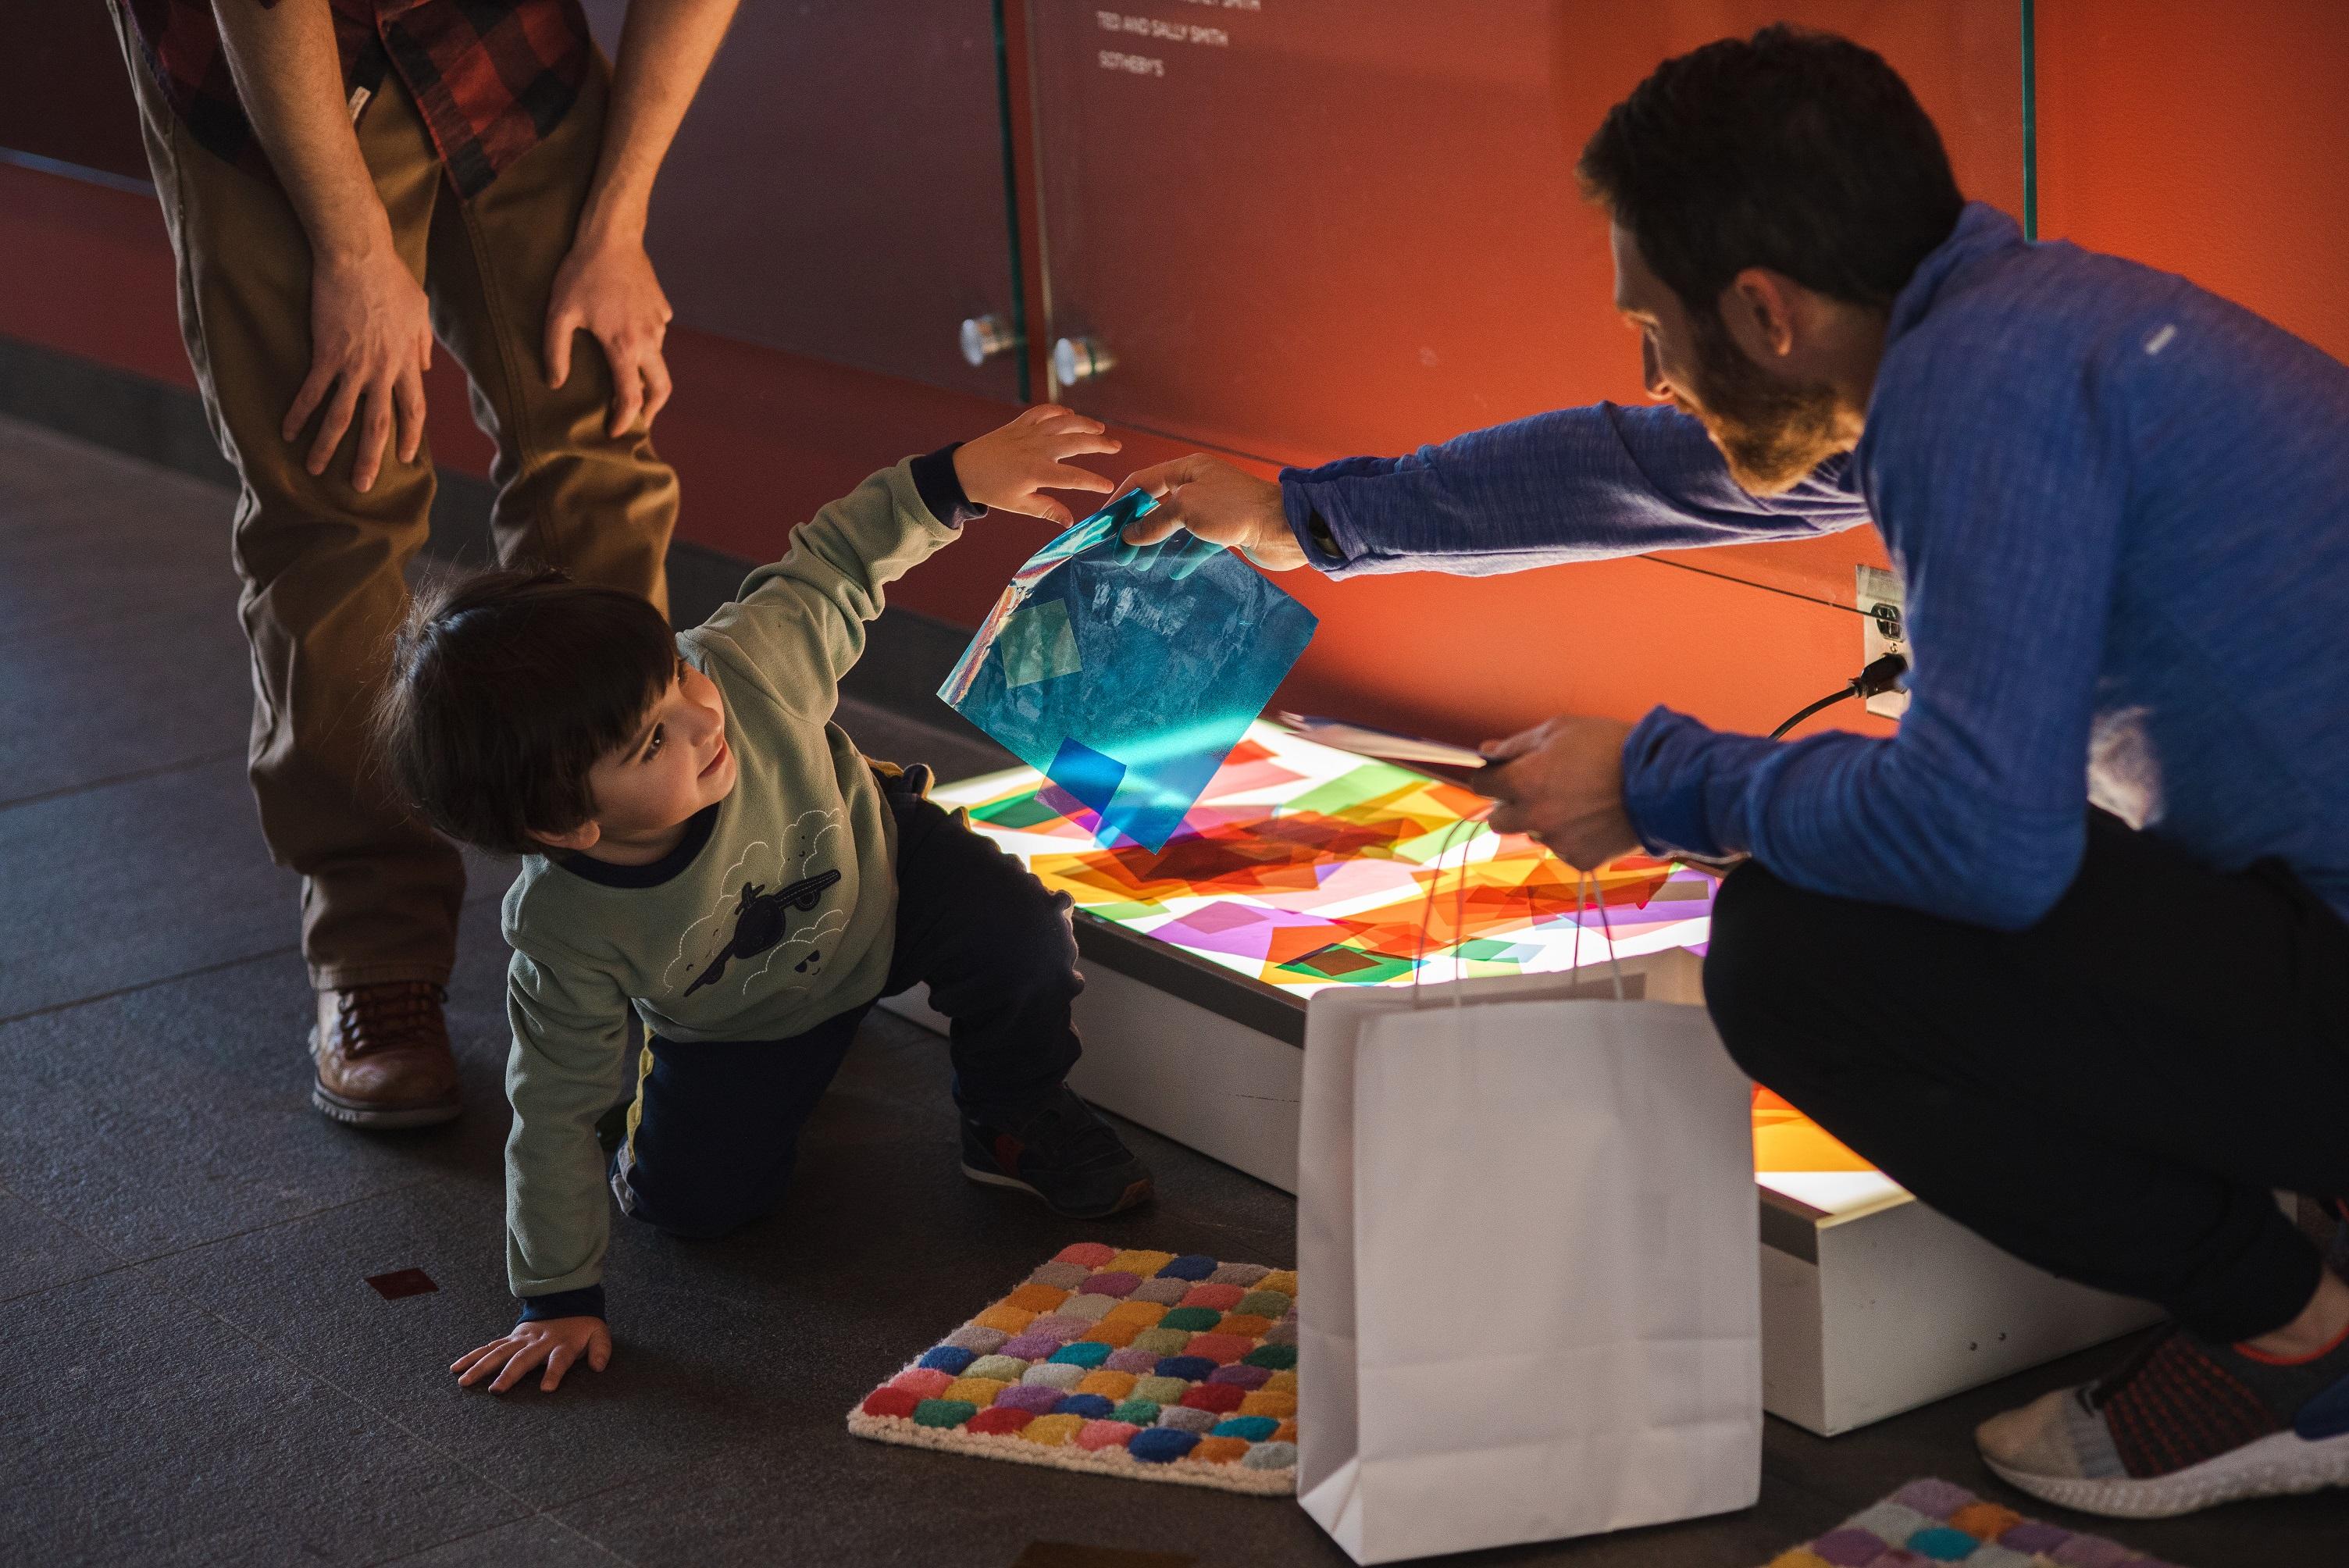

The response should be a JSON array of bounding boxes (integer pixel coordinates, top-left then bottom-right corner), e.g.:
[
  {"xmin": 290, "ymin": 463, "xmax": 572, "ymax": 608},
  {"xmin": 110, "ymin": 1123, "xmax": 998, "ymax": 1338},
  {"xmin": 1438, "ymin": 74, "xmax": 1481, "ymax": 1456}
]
[{"xmin": 1297, "ymin": 970, "xmax": 1761, "ymax": 1564}]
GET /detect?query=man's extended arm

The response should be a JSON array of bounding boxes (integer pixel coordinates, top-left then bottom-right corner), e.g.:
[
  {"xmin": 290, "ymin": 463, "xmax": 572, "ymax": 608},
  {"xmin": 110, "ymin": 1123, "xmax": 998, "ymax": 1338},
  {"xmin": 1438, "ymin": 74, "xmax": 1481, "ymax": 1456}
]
[
  {"xmin": 1117, "ymin": 401, "xmax": 1871, "ymax": 572},
  {"xmin": 1281, "ymin": 401, "xmax": 1872, "ymax": 576},
  {"xmin": 209, "ymin": 0, "xmax": 432, "ymax": 494},
  {"xmin": 544, "ymin": 0, "xmax": 742, "ymax": 435}
]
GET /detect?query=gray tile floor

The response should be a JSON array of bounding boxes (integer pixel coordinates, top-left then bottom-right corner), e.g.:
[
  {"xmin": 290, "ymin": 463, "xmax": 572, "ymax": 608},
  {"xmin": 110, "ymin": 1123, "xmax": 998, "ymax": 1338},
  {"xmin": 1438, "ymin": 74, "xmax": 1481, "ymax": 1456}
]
[{"xmin": 2, "ymin": 415, "xmax": 2337, "ymax": 1566}]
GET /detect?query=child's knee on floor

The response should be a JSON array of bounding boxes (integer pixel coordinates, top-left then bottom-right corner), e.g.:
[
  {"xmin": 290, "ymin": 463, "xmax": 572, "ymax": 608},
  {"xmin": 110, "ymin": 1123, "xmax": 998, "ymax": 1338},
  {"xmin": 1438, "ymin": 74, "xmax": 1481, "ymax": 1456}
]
[
  {"xmin": 628, "ymin": 1187, "xmax": 777, "ymax": 1242},
  {"xmin": 651, "ymin": 1206, "xmax": 766, "ymax": 1242},
  {"xmin": 611, "ymin": 1148, "xmax": 789, "ymax": 1242}
]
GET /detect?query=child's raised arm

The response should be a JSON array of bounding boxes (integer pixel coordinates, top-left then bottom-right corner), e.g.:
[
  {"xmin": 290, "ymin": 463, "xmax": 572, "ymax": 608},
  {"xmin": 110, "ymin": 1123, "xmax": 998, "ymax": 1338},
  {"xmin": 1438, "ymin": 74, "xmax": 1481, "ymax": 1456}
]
[
  {"xmin": 686, "ymin": 406, "xmax": 1120, "ymax": 715},
  {"xmin": 950, "ymin": 404, "xmax": 1122, "ymax": 529}
]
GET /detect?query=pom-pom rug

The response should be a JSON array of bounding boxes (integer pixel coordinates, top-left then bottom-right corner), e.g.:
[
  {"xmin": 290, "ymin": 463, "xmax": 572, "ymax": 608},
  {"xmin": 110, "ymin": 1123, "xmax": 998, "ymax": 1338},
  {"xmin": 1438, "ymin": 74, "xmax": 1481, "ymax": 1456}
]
[
  {"xmin": 848, "ymin": 1244, "xmax": 1299, "ymax": 1495},
  {"xmin": 1763, "ymin": 1479, "xmax": 2190, "ymax": 1567}
]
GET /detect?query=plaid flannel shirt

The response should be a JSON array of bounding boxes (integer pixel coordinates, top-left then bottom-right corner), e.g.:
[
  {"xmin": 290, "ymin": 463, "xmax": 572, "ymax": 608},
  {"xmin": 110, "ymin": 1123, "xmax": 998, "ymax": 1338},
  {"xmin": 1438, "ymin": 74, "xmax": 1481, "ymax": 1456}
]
[{"xmin": 121, "ymin": 0, "xmax": 593, "ymax": 200}]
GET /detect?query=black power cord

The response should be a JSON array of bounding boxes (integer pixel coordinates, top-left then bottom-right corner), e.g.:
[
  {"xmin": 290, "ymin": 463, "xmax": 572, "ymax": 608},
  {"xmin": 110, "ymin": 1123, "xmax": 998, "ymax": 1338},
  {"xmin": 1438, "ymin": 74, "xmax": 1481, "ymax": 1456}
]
[{"xmin": 1769, "ymin": 651, "xmax": 1909, "ymax": 739}]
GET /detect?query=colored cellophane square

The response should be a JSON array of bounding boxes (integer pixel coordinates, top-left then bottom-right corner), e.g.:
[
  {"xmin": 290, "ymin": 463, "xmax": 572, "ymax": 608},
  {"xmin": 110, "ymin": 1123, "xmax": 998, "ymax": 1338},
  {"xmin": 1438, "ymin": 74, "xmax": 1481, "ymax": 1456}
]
[
  {"xmin": 935, "ymin": 720, "xmax": 1876, "ymax": 1183},
  {"xmin": 1759, "ymin": 1477, "xmax": 2186, "ymax": 1567},
  {"xmin": 847, "ymin": 1244, "xmax": 1301, "ymax": 1495},
  {"xmin": 940, "ymin": 493, "xmax": 1318, "ymax": 853}
]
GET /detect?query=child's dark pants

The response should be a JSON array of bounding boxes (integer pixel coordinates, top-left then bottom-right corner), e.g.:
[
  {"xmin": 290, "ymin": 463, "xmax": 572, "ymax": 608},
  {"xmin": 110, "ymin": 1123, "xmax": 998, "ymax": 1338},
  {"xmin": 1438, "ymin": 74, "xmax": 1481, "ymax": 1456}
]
[
  {"xmin": 1705, "ymin": 809, "xmax": 2349, "ymax": 1345},
  {"xmin": 611, "ymin": 777, "xmax": 1082, "ymax": 1240}
]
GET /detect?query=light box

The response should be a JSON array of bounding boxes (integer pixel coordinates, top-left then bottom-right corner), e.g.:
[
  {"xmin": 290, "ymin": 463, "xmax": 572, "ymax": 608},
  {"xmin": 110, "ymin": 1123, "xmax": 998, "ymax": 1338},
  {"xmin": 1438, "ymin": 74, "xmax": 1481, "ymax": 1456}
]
[
  {"xmin": 893, "ymin": 720, "xmax": 2156, "ymax": 1432},
  {"xmin": 929, "ymin": 720, "xmax": 1883, "ymax": 1203}
]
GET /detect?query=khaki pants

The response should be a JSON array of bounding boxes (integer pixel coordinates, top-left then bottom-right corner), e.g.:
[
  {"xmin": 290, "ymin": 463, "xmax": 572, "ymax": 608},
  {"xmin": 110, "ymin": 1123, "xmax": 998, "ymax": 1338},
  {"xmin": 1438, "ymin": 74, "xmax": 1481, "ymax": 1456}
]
[{"xmin": 114, "ymin": 23, "xmax": 676, "ymax": 991}]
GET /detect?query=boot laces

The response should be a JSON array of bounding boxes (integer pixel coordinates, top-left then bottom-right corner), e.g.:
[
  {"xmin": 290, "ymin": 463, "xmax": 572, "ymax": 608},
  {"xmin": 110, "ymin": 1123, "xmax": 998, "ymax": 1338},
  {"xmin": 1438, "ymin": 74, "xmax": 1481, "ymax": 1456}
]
[{"xmin": 336, "ymin": 982, "xmax": 449, "ymax": 1058}]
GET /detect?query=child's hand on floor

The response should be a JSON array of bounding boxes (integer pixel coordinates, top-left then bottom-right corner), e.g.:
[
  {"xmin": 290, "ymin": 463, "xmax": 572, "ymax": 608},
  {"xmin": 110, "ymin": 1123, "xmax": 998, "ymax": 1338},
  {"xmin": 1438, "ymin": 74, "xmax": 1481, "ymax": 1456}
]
[
  {"xmin": 451, "ymin": 1315, "xmax": 611, "ymax": 1394},
  {"xmin": 954, "ymin": 404, "xmax": 1122, "ymax": 527}
]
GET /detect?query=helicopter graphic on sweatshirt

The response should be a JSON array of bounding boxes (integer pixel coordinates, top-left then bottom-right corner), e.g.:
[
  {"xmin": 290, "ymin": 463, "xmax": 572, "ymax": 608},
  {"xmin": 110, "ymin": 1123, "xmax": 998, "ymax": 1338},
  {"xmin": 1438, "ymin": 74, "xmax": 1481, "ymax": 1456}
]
[{"xmin": 662, "ymin": 808, "xmax": 850, "ymax": 1003}]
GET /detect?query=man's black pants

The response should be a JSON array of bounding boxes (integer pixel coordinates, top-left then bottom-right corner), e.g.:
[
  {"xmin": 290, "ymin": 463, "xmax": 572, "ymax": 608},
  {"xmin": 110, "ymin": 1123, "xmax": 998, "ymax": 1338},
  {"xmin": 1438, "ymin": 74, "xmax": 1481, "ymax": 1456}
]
[
  {"xmin": 1705, "ymin": 811, "xmax": 2349, "ymax": 1344},
  {"xmin": 614, "ymin": 777, "xmax": 1084, "ymax": 1240}
]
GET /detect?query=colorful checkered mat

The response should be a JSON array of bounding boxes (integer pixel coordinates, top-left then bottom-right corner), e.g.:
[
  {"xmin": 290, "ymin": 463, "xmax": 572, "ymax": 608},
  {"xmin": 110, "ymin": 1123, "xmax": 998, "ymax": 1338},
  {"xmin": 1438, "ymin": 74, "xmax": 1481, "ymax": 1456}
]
[
  {"xmin": 847, "ymin": 1244, "xmax": 1299, "ymax": 1495},
  {"xmin": 1765, "ymin": 1479, "xmax": 2186, "ymax": 1567}
]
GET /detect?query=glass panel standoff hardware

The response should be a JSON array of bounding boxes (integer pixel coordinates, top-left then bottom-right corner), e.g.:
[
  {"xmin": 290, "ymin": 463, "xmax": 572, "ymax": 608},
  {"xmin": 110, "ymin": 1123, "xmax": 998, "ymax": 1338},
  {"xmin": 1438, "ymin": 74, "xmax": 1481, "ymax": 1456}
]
[
  {"xmin": 1053, "ymin": 335, "xmax": 1115, "ymax": 387},
  {"xmin": 960, "ymin": 313, "xmax": 1023, "ymax": 368}
]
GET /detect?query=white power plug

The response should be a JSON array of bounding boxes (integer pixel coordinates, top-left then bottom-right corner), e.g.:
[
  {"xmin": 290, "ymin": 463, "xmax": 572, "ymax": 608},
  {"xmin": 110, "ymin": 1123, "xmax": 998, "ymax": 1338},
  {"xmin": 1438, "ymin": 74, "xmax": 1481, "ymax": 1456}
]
[{"xmin": 1856, "ymin": 565, "xmax": 1910, "ymax": 721}]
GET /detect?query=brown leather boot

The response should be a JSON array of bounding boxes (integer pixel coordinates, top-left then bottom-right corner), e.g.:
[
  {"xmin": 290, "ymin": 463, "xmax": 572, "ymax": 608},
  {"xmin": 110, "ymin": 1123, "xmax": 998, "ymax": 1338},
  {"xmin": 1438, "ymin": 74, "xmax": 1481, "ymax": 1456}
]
[{"xmin": 310, "ymin": 982, "xmax": 462, "ymax": 1128}]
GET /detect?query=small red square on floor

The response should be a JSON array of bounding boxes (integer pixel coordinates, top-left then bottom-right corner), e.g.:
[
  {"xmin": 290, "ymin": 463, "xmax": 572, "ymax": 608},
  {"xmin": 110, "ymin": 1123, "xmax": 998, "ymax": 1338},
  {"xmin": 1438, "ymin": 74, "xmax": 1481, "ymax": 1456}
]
[{"xmin": 365, "ymin": 1268, "xmax": 439, "ymax": 1300}]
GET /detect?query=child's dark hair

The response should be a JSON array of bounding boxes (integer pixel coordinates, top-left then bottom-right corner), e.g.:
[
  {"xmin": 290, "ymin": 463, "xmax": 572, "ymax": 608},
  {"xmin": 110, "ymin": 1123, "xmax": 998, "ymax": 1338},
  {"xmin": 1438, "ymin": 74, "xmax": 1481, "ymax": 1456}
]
[{"xmin": 376, "ymin": 567, "xmax": 677, "ymax": 857}]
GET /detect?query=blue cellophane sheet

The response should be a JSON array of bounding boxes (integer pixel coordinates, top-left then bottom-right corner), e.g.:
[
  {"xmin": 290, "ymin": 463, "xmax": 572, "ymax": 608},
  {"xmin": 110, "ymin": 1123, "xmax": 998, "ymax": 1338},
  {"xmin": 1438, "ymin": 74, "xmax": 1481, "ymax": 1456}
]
[{"xmin": 940, "ymin": 492, "xmax": 1319, "ymax": 852}]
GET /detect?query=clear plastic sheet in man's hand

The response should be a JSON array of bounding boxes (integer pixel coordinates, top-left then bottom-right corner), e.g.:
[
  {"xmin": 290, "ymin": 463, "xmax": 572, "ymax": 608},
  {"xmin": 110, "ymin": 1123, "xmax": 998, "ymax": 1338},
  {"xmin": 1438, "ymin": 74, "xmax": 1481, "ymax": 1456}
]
[{"xmin": 941, "ymin": 490, "xmax": 1319, "ymax": 853}]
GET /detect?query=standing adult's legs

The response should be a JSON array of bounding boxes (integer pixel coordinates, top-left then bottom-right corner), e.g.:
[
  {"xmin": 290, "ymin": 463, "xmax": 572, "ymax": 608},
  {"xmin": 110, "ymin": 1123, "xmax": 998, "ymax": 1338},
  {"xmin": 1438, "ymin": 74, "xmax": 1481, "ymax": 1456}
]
[
  {"xmin": 420, "ymin": 59, "xmax": 675, "ymax": 612},
  {"xmin": 113, "ymin": 17, "xmax": 468, "ymax": 1125}
]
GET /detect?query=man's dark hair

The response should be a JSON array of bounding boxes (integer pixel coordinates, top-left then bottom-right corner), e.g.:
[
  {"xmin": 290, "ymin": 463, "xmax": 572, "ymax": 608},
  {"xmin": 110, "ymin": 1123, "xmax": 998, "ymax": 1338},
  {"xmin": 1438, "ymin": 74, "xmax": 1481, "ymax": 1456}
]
[
  {"xmin": 374, "ymin": 567, "xmax": 676, "ymax": 857},
  {"xmin": 1577, "ymin": 24, "xmax": 1964, "ymax": 317}
]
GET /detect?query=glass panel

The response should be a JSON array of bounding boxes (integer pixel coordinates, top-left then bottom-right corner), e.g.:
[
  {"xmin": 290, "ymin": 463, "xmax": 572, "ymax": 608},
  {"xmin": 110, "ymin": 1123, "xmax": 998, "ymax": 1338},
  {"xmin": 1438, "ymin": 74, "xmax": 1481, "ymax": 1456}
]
[
  {"xmin": 1025, "ymin": 1, "xmax": 2027, "ymax": 604},
  {"xmin": 583, "ymin": 0, "xmax": 1025, "ymax": 400}
]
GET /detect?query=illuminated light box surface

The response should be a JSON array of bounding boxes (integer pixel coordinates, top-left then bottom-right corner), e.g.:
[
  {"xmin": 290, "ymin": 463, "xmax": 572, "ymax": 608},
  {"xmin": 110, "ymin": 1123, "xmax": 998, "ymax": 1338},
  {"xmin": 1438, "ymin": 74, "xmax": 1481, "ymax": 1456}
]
[
  {"xmin": 908, "ymin": 721, "xmax": 2159, "ymax": 1433},
  {"xmin": 929, "ymin": 720, "xmax": 1895, "ymax": 1215}
]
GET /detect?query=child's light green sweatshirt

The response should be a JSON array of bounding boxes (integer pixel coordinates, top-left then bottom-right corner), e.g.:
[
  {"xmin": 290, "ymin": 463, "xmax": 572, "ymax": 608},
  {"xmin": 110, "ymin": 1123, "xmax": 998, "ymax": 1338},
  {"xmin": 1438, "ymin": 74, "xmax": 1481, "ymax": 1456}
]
[{"xmin": 498, "ymin": 457, "xmax": 961, "ymax": 1310}]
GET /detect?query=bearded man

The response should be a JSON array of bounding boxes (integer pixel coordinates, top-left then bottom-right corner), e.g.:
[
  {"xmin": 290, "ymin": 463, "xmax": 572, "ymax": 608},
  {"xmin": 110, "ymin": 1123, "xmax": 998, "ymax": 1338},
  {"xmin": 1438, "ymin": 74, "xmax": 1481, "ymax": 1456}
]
[{"xmin": 1114, "ymin": 24, "xmax": 2349, "ymax": 1521}]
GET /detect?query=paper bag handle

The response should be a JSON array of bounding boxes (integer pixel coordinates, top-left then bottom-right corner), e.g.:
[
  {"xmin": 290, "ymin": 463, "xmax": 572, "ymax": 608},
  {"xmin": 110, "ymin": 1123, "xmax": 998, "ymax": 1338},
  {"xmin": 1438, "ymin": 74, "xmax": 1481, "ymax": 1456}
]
[{"xmin": 1407, "ymin": 811, "xmax": 1627, "ymax": 1008}]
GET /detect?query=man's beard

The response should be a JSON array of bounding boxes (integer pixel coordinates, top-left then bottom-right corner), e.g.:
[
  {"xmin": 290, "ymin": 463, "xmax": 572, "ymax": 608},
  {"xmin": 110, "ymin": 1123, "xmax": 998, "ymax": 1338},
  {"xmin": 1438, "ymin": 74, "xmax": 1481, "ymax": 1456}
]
[{"xmin": 1681, "ymin": 306, "xmax": 1845, "ymax": 494}]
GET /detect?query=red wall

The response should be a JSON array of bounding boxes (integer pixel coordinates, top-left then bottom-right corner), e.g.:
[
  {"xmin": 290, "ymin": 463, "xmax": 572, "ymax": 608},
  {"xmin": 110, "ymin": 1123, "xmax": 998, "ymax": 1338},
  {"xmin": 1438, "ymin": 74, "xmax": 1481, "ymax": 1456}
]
[
  {"xmin": 0, "ymin": 151, "xmax": 1878, "ymax": 749},
  {"xmin": 2034, "ymin": 1, "xmax": 2349, "ymax": 364},
  {"xmin": 6, "ymin": 4, "xmax": 2344, "ymax": 751}
]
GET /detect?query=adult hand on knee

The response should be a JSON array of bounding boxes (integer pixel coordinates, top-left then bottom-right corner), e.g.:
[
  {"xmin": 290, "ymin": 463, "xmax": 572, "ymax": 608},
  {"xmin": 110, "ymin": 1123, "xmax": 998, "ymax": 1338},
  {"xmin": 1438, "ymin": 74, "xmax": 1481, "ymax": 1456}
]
[
  {"xmin": 1110, "ymin": 454, "xmax": 1305, "ymax": 571},
  {"xmin": 1481, "ymin": 715, "xmax": 1641, "ymax": 871},
  {"xmin": 544, "ymin": 228, "xmax": 675, "ymax": 439},
  {"xmin": 451, "ymin": 1314, "xmax": 612, "ymax": 1394},
  {"xmin": 283, "ymin": 233, "xmax": 433, "ymax": 494}
]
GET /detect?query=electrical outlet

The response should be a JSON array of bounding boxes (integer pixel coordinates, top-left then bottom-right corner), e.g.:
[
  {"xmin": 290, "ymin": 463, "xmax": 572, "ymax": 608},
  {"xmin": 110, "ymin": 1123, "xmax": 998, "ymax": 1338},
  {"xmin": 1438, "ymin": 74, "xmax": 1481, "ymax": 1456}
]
[{"xmin": 1855, "ymin": 565, "xmax": 1909, "ymax": 720}]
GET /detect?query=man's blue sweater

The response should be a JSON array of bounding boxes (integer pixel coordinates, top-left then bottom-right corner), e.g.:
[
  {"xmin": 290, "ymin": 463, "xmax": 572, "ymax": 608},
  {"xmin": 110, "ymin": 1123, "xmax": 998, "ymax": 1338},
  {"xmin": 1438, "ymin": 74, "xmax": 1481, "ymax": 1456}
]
[{"xmin": 1279, "ymin": 204, "xmax": 2349, "ymax": 931}]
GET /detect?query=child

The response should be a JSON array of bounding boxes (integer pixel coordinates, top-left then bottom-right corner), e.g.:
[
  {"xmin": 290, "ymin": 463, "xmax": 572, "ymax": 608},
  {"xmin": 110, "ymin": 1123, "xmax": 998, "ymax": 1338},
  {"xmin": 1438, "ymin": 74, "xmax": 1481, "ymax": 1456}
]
[{"xmin": 375, "ymin": 406, "xmax": 1155, "ymax": 1395}]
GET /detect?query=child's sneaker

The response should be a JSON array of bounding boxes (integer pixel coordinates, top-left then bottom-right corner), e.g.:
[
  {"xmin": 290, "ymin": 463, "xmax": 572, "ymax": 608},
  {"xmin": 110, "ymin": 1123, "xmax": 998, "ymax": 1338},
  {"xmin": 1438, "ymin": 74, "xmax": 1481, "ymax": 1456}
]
[
  {"xmin": 1976, "ymin": 1318, "xmax": 2349, "ymax": 1517},
  {"xmin": 961, "ymin": 1085, "xmax": 1154, "ymax": 1218}
]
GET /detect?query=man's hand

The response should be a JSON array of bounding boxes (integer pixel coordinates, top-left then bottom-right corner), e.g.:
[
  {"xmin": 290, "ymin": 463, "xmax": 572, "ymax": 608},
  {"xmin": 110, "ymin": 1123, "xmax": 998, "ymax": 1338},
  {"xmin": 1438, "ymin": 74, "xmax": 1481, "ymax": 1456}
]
[
  {"xmin": 282, "ymin": 235, "xmax": 433, "ymax": 494},
  {"xmin": 1481, "ymin": 715, "xmax": 1641, "ymax": 871},
  {"xmin": 552, "ymin": 0, "xmax": 740, "ymax": 438},
  {"xmin": 210, "ymin": 0, "xmax": 428, "ymax": 496},
  {"xmin": 1110, "ymin": 454, "xmax": 1304, "ymax": 570},
  {"xmin": 546, "ymin": 230, "xmax": 675, "ymax": 437},
  {"xmin": 954, "ymin": 404, "xmax": 1121, "ymax": 526},
  {"xmin": 451, "ymin": 1315, "xmax": 611, "ymax": 1394}
]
